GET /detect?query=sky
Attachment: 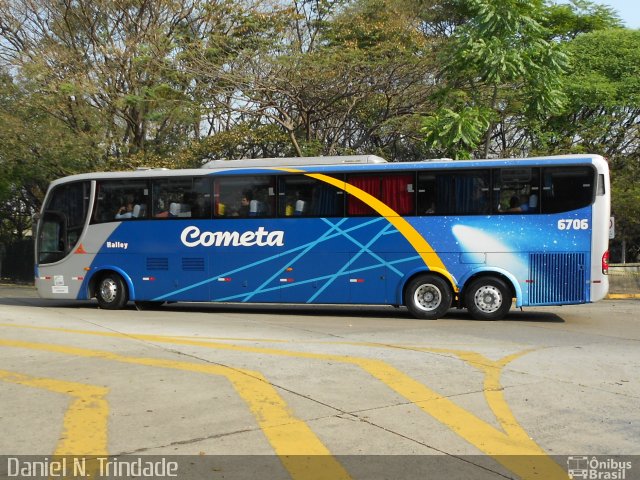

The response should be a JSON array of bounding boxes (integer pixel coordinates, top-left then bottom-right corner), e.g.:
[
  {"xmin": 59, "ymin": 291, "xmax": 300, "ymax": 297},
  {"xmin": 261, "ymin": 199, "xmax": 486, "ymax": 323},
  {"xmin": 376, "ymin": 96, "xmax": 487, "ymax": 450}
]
[{"xmin": 597, "ymin": 0, "xmax": 640, "ymax": 29}]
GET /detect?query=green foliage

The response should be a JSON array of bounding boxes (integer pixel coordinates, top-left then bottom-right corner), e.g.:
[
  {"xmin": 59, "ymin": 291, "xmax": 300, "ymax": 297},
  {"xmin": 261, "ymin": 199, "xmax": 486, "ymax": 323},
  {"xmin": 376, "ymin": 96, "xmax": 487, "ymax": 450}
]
[
  {"xmin": 566, "ymin": 29, "xmax": 640, "ymax": 107},
  {"xmin": 421, "ymin": 107, "xmax": 493, "ymax": 159},
  {"xmin": 430, "ymin": 0, "xmax": 568, "ymax": 158},
  {"xmin": 543, "ymin": 0, "xmax": 623, "ymax": 40}
]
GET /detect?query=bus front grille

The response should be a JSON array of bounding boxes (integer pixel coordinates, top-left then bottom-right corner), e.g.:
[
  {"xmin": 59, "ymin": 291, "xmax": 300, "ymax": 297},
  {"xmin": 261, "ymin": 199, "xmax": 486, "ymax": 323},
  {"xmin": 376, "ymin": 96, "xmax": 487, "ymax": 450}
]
[{"xmin": 528, "ymin": 253, "xmax": 586, "ymax": 305}]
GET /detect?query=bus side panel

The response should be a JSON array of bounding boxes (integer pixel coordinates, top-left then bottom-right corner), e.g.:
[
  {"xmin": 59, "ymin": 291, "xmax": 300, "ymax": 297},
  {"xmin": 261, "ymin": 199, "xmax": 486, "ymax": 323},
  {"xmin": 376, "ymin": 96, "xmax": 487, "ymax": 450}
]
[
  {"xmin": 132, "ymin": 254, "xmax": 210, "ymax": 302},
  {"xmin": 278, "ymin": 251, "xmax": 351, "ymax": 304},
  {"xmin": 411, "ymin": 209, "xmax": 593, "ymax": 307},
  {"xmin": 210, "ymin": 250, "xmax": 283, "ymax": 303},
  {"xmin": 346, "ymin": 220, "xmax": 414, "ymax": 304}
]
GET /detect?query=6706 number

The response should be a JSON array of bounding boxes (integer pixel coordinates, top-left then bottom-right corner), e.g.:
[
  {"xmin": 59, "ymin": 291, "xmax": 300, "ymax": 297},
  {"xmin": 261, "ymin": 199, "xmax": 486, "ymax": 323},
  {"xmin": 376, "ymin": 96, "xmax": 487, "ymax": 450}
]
[{"xmin": 557, "ymin": 219, "xmax": 589, "ymax": 230}]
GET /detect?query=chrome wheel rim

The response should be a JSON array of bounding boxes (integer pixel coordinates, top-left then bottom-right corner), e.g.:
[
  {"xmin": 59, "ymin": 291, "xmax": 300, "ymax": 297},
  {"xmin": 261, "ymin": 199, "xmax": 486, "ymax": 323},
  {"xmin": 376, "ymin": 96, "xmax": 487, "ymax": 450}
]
[
  {"xmin": 99, "ymin": 278, "xmax": 118, "ymax": 304},
  {"xmin": 473, "ymin": 285, "xmax": 502, "ymax": 313},
  {"xmin": 413, "ymin": 284, "xmax": 442, "ymax": 312}
]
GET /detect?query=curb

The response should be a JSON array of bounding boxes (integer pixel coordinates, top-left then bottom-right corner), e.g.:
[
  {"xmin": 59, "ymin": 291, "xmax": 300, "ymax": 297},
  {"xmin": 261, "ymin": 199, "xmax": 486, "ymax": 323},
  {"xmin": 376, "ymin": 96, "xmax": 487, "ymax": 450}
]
[{"xmin": 607, "ymin": 293, "xmax": 640, "ymax": 299}]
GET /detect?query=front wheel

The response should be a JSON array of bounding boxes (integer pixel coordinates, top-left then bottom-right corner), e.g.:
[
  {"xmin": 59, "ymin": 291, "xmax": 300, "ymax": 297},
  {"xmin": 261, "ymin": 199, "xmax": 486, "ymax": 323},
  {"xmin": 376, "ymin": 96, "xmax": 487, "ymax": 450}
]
[
  {"xmin": 464, "ymin": 277, "xmax": 512, "ymax": 320},
  {"xmin": 96, "ymin": 273, "xmax": 129, "ymax": 310},
  {"xmin": 405, "ymin": 274, "xmax": 453, "ymax": 320}
]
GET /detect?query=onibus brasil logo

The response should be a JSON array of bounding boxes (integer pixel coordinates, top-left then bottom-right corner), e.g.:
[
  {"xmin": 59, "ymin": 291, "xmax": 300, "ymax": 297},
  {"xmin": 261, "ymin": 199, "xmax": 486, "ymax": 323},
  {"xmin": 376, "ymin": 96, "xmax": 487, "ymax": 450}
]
[
  {"xmin": 181, "ymin": 226, "xmax": 285, "ymax": 248},
  {"xmin": 567, "ymin": 456, "xmax": 632, "ymax": 479}
]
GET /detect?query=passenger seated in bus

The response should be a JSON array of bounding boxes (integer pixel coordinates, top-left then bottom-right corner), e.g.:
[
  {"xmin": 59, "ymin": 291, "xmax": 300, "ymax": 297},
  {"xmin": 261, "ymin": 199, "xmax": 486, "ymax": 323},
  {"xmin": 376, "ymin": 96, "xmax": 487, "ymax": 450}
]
[
  {"xmin": 115, "ymin": 197, "xmax": 134, "ymax": 219},
  {"xmin": 506, "ymin": 195, "xmax": 522, "ymax": 212},
  {"xmin": 516, "ymin": 194, "xmax": 538, "ymax": 213},
  {"xmin": 505, "ymin": 194, "xmax": 535, "ymax": 213},
  {"xmin": 235, "ymin": 190, "xmax": 253, "ymax": 217},
  {"xmin": 285, "ymin": 191, "xmax": 307, "ymax": 216}
]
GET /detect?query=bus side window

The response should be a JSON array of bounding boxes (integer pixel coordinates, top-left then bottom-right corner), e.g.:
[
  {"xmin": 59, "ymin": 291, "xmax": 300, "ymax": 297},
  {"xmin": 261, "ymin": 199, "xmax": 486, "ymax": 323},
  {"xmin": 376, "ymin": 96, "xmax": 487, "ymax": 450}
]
[
  {"xmin": 347, "ymin": 173, "xmax": 414, "ymax": 216},
  {"xmin": 541, "ymin": 167, "xmax": 594, "ymax": 214},
  {"xmin": 151, "ymin": 177, "xmax": 211, "ymax": 219},
  {"xmin": 493, "ymin": 167, "xmax": 540, "ymax": 214},
  {"xmin": 93, "ymin": 180, "xmax": 149, "ymax": 223},
  {"xmin": 214, "ymin": 176, "xmax": 276, "ymax": 218},
  {"xmin": 278, "ymin": 175, "xmax": 314, "ymax": 217}
]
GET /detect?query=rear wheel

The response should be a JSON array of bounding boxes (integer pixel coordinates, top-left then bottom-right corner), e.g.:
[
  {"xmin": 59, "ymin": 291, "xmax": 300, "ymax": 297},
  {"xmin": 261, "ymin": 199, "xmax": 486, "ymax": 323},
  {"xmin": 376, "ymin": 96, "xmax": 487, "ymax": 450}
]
[
  {"xmin": 464, "ymin": 277, "xmax": 511, "ymax": 320},
  {"xmin": 405, "ymin": 274, "xmax": 452, "ymax": 320},
  {"xmin": 96, "ymin": 273, "xmax": 128, "ymax": 310}
]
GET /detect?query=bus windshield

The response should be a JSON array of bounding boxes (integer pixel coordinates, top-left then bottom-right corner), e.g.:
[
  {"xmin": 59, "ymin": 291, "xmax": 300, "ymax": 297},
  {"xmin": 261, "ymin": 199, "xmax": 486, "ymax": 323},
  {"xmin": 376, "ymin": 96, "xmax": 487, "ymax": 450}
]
[{"xmin": 37, "ymin": 181, "xmax": 90, "ymax": 264}]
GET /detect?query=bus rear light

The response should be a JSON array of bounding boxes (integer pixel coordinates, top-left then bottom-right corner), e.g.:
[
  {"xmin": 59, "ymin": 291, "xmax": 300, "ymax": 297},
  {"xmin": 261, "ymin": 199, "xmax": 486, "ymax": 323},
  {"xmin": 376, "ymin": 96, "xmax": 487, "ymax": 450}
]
[{"xmin": 602, "ymin": 251, "xmax": 610, "ymax": 275}]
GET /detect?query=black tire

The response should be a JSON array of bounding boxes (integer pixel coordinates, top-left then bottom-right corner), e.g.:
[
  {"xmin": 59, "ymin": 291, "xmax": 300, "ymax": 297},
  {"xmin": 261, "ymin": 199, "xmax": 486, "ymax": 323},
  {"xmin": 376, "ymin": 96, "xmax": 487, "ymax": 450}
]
[
  {"xmin": 405, "ymin": 274, "xmax": 453, "ymax": 320},
  {"xmin": 135, "ymin": 301, "xmax": 165, "ymax": 311},
  {"xmin": 464, "ymin": 276, "xmax": 512, "ymax": 320},
  {"xmin": 96, "ymin": 273, "xmax": 129, "ymax": 310}
]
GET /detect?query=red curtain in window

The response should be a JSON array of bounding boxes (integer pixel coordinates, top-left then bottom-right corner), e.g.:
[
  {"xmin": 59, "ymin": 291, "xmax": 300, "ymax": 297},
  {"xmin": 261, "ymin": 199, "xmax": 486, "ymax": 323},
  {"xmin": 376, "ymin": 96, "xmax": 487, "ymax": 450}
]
[
  {"xmin": 383, "ymin": 175, "xmax": 414, "ymax": 215},
  {"xmin": 348, "ymin": 176, "xmax": 379, "ymax": 215}
]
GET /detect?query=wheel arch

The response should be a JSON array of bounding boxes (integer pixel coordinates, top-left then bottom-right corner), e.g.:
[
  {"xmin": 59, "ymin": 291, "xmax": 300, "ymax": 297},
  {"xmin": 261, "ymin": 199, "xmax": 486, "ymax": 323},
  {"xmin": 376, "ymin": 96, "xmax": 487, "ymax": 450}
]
[
  {"xmin": 398, "ymin": 268, "xmax": 458, "ymax": 306},
  {"xmin": 87, "ymin": 266, "xmax": 136, "ymax": 301},
  {"xmin": 459, "ymin": 268, "xmax": 522, "ymax": 308}
]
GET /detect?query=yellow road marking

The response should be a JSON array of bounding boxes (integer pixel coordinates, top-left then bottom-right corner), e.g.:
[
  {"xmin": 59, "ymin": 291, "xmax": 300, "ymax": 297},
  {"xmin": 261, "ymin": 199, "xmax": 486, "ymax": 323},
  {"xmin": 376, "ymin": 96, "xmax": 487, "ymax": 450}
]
[
  {"xmin": 1, "ymin": 324, "xmax": 567, "ymax": 478},
  {"xmin": 0, "ymin": 368, "xmax": 108, "ymax": 462},
  {"xmin": 0, "ymin": 338, "xmax": 351, "ymax": 480}
]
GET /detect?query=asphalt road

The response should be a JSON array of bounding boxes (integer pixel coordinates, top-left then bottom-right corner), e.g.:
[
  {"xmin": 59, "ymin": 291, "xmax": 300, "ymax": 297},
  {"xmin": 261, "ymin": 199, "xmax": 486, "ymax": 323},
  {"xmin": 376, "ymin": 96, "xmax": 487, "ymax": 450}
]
[{"xmin": 0, "ymin": 285, "xmax": 638, "ymax": 480}]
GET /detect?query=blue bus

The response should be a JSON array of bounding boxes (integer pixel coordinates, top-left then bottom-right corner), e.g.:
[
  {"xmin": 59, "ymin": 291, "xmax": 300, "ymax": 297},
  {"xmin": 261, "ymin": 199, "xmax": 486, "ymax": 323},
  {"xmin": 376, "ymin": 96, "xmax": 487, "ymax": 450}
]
[{"xmin": 34, "ymin": 154, "xmax": 610, "ymax": 320}]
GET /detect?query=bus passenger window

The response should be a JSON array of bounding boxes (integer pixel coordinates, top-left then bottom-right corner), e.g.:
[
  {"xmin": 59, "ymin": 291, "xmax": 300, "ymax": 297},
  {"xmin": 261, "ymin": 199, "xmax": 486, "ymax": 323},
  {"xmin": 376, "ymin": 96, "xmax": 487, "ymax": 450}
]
[
  {"xmin": 541, "ymin": 167, "xmax": 594, "ymax": 213},
  {"xmin": 419, "ymin": 170, "xmax": 489, "ymax": 216},
  {"xmin": 151, "ymin": 177, "xmax": 211, "ymax": 219},
  {"xmin": 346, "ymin": 173, "xmax": 414, "ymax": 216},
  {"xmin": 279, "ymin": 176, "xmax": 314, "ymax": 217},
  {"xmin": 278, "ymin": 175, "xmax": 345, "ymax": 217},
  {"xmin": 214, "ymin": 176, "xmax": 276, "ymax": 218},
  {"xmin": 493, "ymin": 167, "xmax": 540, "ymax": 214},
  {"xmin": 93, "ymin": 180, "xmax": 148, "ymax": 223}
]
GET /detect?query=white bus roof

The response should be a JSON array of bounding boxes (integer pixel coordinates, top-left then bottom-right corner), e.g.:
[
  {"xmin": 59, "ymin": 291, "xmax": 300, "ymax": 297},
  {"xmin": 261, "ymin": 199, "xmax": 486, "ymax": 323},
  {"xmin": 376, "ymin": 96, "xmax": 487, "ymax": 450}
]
[{"xmin": 201, "ymin": 155, "xmax": 387, "ymax": 169}]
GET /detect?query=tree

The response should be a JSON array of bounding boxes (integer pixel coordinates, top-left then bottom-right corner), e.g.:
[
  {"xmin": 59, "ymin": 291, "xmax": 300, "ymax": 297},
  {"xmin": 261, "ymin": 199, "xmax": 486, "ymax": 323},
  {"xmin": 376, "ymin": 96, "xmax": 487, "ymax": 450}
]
[
  {"xmin": 183, "ymin": 0, "xmax": 442, "ymax": 160},
  {"xmin": 543, "ymin": 0, "xmax": 622, "ymax": 40},
  {"xmin": 0, "ymin": 69, "xmax": 98, "ymax": 238},
  {"xmin": 542, "ymin": 28, "xmax": 640, "ymax": 262},
  {"xmin": 422, "ymin": 0, "xmax": 568, "ymax": 159}
]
